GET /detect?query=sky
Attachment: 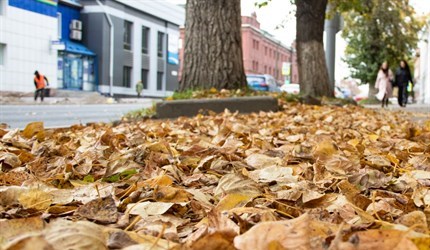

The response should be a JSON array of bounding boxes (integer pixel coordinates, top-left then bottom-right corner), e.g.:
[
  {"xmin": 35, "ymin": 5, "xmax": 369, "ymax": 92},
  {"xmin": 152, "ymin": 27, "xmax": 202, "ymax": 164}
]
[{"xmin": 167, "ymin": 0, "xmax": 430, "ymax": 81}]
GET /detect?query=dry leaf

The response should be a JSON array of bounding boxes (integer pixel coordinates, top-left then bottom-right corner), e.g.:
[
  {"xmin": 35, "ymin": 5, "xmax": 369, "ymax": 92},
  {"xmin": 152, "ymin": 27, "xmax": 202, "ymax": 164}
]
[
  {"xmin": 18, "ymin": 189, "xmax": 52, "ymax": 210},
  {"xmin": 74, "ymin": 195, "xmax": 118, "ymax": 224},
  {"xmin": 234, "ymin": 214, "xmax": 325, "ymax": 250}
]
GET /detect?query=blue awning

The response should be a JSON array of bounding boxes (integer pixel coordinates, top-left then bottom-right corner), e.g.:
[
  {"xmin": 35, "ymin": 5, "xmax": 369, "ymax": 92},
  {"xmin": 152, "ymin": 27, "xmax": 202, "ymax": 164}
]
[{"xmin": 63, "ymin": 41, "xmax": 95, "ymax": 56}]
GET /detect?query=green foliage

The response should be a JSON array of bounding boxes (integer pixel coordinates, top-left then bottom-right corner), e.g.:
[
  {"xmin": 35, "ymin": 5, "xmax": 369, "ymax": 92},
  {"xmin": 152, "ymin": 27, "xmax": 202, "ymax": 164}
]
[
  {"xmin": 103, "ymin": 169, "xmax": 138, "ymax": 183},
  {"xmin": 358, "ymin": 97, "xmax": 380, "ymax": 105},
  {"xmin": 170, "ymin": 89, "xmax": 195, "ymax": 100},
  {"xmin": 83, "ymin": 175, "xmax": 95, "ymax": 183},
  {"xmin": 123, "ymin": 103, "xmax": 157, "ymax": 119},
  {"xmin": 168, "ymin": 88, "xmax": 265, "ymax": 100},
  {"xmin": 339, "ymin": 0, "xmax": 423, "ymax": 85}
]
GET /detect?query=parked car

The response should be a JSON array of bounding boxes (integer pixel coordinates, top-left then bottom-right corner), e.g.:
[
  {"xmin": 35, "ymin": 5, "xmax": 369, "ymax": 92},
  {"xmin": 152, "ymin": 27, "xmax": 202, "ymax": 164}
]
[
  {"xmin": 246, "ymin": 74, "xmax": 279, "ymax": 92},
  {"xmin": 280, "ymin": 83, "xmax": 300, "ymax": 94}
]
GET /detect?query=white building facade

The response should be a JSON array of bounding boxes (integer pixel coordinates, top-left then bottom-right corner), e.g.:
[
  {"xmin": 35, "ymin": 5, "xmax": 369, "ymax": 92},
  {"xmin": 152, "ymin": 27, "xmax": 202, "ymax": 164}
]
[
  {"xmin": 80, "ymin": 0, "xmax": 185, "ymax": 97},
  {"xmin": 416, "ymin": 21, "xmax": 430, "ymax": 104},
  {"xmin": 0, "ymin": 0, "xmax": 185, "ymax": 97},
  {"xmin": 0, "ymin": 0, "xmax": 60, "ymax": 93}
]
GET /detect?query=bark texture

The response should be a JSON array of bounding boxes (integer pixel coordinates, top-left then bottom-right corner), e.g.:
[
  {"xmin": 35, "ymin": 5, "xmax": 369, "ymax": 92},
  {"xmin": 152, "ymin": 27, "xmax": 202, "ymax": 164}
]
[
  {"xmin": 180, "ymin": 0, "xmax": 247, "ymax": 90},
  {"xmin": 296, "ymin": 0, "xmax": 333, "ymax": 98}
]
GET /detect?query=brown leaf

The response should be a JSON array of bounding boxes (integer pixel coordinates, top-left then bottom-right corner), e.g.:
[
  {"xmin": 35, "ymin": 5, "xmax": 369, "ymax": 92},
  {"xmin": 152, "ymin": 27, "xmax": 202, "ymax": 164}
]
[
  {"xmin": 333, "ymin": 229, "xmax": 418, "ymax": 250},
  {"xmin": 43, "ymin": 219, "xmax": 108, "ymax": 250},
  {"xmin": 234, "ymin": 214, "xmax": 328, "ymax": 250},
  {"xmin": 0, "ymin": 152, "xmax": 21, "ymax": 169},
  {"xmin": 74, "ymin": 195, "xmax": 118, "ymax": 224},
  {"xmin": 21, "ymin": 121, "xmax": 44, "ymax": 140},
  {"xmin": 0, "ymin": 217, "xmax": 45, "ymax": 244},
  {"xmin": 214, "ymin": 173, "xmax": 261, "ymax": 197},
  {"xmin": 4, "ymin": 235, "xmax": 53, "ymax": 250}
]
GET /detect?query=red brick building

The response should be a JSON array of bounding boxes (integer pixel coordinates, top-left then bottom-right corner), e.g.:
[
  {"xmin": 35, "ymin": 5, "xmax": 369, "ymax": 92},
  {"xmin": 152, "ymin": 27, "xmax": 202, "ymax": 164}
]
[
  {"xmin": 179, "ymin": 12, "xmax": 298, "ymax": 84},
  {"xmin": 241, "ymin": 13, "xmax": 298, "ymax": 84}
]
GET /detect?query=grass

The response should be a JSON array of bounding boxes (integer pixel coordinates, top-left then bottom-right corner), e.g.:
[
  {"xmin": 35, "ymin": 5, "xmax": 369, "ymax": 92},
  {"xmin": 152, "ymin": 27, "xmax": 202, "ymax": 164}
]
[
  {"xmin": 358, "ymin": 97, "xmax": 381, "ymax": 105},
  {"xmin": 167, "ymin": 88, "xmax": 269, "ymax": 101},
  {"xmin": 123, "ymin": 102, "xmax": 157, "ymax": 120}
]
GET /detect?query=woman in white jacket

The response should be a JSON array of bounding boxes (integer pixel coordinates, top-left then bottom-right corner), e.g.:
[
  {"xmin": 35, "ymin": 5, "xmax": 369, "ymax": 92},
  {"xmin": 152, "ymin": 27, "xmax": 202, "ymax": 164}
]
[{"xmin": 375, "ymin": 61, "xmax": 394, "ymax": 107}]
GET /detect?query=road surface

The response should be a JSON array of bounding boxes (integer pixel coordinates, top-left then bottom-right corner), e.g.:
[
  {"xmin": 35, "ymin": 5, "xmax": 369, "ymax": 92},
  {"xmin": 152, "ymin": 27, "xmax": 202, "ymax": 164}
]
[{"xmin": 0, "ymin": 103, "xmax": 153, "ymax": 129}]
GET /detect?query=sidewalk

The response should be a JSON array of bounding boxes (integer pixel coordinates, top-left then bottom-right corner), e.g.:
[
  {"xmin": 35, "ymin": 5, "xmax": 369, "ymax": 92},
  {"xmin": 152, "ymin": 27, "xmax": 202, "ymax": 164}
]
[
  {"xmin": 0, "ymin": 91, "xmax": 159, "ymax": 105},
  {"xmin": 363, "ymin": 103, "xmax": 430, "ymax": 113},
  {"xmin": 364, "ymin": 103, "xmax": 430, "ymax": 123}
]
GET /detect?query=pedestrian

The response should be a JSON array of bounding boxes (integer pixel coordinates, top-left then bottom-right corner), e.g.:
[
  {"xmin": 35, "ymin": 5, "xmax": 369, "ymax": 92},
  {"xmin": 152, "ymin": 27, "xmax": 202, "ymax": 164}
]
[
  {"xmin": 34, "ymin": 71, "xmax": 49, "ymax": 102},
  {"xmin": 395, "ymin": 60, "xmax": 413, "ymax": 107},
  {"xmin": 136, "ymin": 80, "xmax": 143, "ymax": 98},
  {"xmin": 375, "ymin": 61, "xmax": 393, "ymax": 108}
]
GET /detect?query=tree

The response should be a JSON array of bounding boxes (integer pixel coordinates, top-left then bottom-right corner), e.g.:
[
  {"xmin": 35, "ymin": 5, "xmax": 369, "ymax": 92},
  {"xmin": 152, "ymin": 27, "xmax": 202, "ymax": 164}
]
[
  {"xmin": 180, "ymin": 0, "xmax": 247, "ymax": 90},
  {"xmin": 257, "ymin": 0, "xmax": 333, "ymax": 98},
  {"xmin": 295, "ymin": 0, "xmax": 333, "ymax": 98},
  {"xmin": 339, "ymin": 0, "xmax": 423, "ymax": 93}
]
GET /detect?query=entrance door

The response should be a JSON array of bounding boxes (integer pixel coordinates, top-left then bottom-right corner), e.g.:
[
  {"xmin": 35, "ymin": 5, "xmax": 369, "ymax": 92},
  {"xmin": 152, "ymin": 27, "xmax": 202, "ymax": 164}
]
[{"xmin": 64, "ymin": 56, "xmax": 83, "ymax": 90}]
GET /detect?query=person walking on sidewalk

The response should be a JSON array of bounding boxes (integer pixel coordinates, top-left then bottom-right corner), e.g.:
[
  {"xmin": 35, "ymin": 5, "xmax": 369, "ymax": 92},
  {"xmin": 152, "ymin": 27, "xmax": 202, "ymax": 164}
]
[
  {"xmin": 375, "ymin": 61, "xmax": 393, "ymax": 108},
  {"xmin": 395, "ymin": 60, "xmax": 413, "ymax": 107},
  {"xmin": 136, "ymin": 81, "xmax": 143, "ymax": 98},
  {"xmin": 34, "ymin": 71, "xmax": 49, "ymax": 102}
]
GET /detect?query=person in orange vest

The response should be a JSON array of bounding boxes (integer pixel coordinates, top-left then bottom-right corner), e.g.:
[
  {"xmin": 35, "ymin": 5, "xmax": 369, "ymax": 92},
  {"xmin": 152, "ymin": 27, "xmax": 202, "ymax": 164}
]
[{"xmin": 34, "ymin": 71, "xmax": 49, "ymax": 102}]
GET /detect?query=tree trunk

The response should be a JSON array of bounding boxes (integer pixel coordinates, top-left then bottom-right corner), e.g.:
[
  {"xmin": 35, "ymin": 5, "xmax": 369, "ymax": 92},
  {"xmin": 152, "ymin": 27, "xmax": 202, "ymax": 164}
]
[
  {"xmin": 180, "ymin": 0, "xmax": 247, "ymax": 91},
  {"xmin": 296, "ymin": 0, "xmax": 333, "ymax": 98}
]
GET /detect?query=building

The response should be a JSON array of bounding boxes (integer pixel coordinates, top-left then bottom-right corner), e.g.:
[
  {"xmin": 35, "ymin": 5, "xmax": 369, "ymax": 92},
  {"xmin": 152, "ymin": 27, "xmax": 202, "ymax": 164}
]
[
  {"xmin": 57, "ymin": 0, "xmax": 97, "ymax": 91},
  {"xmin": 241, "ymin": 13, "xmax": 298, "ymax": 84},
  {"xmin": 0, "ymin": 0, "xmax": 185, "ymax": 97},
  {"xmin": 80, "ymin": 0, "xmax": 185, "ymax": 97},
  {"xmin": 0, "ymin": 0, "xmax": 59, "ymax": 93},
  {"xmin": 178, "ymin": 12, "xmax": 298, "ymax": 85},
  {"xmin": 416, "ymin": 20, "xmax": 430, "ymax": 104}
]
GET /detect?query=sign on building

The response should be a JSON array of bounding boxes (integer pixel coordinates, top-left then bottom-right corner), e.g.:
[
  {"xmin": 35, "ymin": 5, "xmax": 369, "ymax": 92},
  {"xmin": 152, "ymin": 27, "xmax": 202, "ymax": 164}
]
[
  {"xmin": 168, "ymin": 34, "xmax": 179, "ymax": 65},
  {"xmin": 282, "ymin": 62, "xmax": 290, "ymax": 76}
]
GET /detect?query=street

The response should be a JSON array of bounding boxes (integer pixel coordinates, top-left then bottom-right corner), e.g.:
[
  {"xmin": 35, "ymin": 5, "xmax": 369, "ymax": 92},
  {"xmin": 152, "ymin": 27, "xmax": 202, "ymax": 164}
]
[{"xmin": 0, "ymin": 103, "xmax": 154, "ymax": 129}]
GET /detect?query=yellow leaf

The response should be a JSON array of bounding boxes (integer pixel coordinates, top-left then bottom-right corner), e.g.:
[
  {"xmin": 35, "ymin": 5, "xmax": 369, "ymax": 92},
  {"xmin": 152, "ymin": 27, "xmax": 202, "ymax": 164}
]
[
  {"xmin": 143, "ymin": 175, "xmax": 174, "ymax": 188},
  {"xmin": 209, "ymin": 87, "xmax": 218, "ymax": 94},
  {"xmin": 368, "ymin": 134, "xmax": 379, "ymax": 142},
  {"xmin": 347, "ymin": 138, "xmax": 360, "ymax": 147},
  {"xmin": 18, "ymin": 189, "xmax": 52, "ymax": 210},
  {"xmin": 387, "ymin": 152, "xmax": 400, "ymax": 165},
  {"xmin": 215, "ymin": 193, "xmax": 255, "ymax": 211},
  {"xmin": 154, "ymin": 186, "xmax": 190, "ymax": 203},
  {"xmin": 313, "ymin": 140, "xmax": 337, "ymax": 159},
  {"xmin": 411, "ymin": 237, "xmax": 430, "ymax": 250}
]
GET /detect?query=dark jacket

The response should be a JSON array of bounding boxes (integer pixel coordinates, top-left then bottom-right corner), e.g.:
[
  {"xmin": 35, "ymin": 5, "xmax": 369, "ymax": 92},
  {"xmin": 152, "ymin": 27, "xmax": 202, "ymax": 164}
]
[{"xmin": 395, "ymin": 68, "xmax": 413, "ymax": 87}]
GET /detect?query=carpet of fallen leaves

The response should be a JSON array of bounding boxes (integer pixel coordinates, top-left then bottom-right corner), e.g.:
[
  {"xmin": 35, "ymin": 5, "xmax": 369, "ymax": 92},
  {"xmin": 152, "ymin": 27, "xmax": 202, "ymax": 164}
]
[{"xmin": 1, "ymin": 103, "xmax": 430, "ymax": 250}]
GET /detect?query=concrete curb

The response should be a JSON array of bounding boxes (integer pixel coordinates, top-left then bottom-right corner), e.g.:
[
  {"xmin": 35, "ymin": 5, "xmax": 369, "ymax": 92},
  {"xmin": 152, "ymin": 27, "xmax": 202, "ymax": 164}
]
[{"xmin": 155, "ymin": 96, "xmax": 279, "ymax": 119}]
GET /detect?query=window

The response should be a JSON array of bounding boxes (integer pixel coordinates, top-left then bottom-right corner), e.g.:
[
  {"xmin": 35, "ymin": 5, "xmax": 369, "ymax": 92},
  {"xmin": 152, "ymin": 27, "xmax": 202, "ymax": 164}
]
[
  {"xmin": 256, "ymin": 41, "xmax": 259, "ymax": 50},
  {"xmin": 57, "ymin": 13, "xmax": 62, "ymax": 39},
  {"xmin": 264, "ymin": 65, "xmax": 267, "ymax": 73},
  {"xmin": 0, "ymin": 44, "xmax": 4, "ymax": 65},
  {"xmin": 157, "ymin": 72, "xmax": 163, "ymax": 90},
  {"xmin": 141, "ymin": 69, "xmax": 148, "ymax": 89},
  {"xmin": 123, "ymin": 66, "xmax": 132, "ymax": 87},
  {"xmin": 124, "ymin": 21, "xmax": 132, "ymax": 50},
  {"xmin": 0, "ymin": 0, "xmax": 4, "ymax": 15},
  {"xmin": 141, "ymin": 26, "xmax": 149, "ymax": 54},
  {"xmin": 157, "ymin": 32, "xmax": 164, "ymax": 58}
]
